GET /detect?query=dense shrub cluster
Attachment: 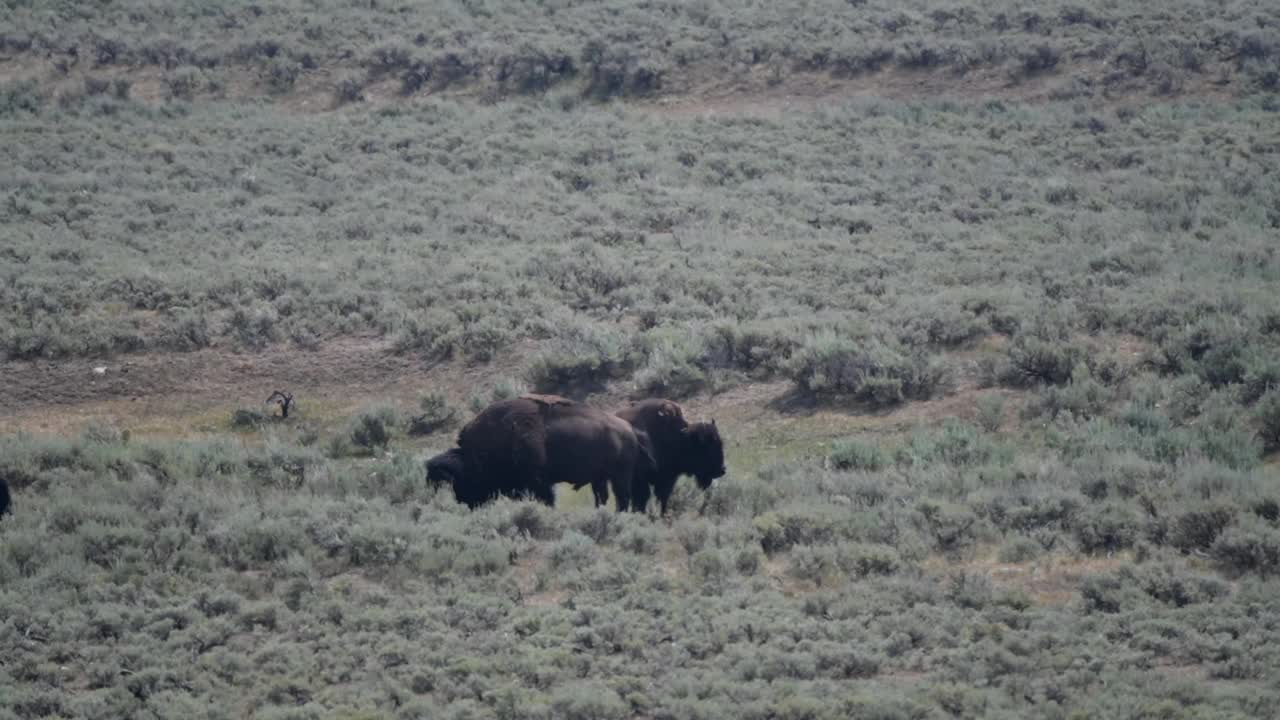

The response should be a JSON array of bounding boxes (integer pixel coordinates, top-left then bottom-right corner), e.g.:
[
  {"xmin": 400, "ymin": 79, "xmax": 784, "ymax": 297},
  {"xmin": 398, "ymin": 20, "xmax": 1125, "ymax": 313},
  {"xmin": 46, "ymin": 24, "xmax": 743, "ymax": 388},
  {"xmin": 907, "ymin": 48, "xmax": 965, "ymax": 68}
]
[
  {"xmin": 786, "ymin": 334, "xmax": 946, "ymax": 406},
  {"xmin": 407, "ymin": 391, "xmax": 458, "ymax": 437},
  {"xmin": 3, "ymin": 1, "xmax": 1276, "ymax": 99},
  {"xmin": 526, "ymin": 321, "xmax": 631, "ymax": 394}
]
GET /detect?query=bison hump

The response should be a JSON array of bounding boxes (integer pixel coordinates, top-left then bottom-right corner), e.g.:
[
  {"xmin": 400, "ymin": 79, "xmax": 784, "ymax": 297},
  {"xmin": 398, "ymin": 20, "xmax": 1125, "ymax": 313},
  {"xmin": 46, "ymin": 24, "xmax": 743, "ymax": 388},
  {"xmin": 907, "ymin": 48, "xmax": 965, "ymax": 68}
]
[
  {"xmin": 520, "ymin": 393, "xmax": 575, "ymax": 407},
  {"xmin": 657, "ymin": 400, "xmax": 685, "ymax": 421}
]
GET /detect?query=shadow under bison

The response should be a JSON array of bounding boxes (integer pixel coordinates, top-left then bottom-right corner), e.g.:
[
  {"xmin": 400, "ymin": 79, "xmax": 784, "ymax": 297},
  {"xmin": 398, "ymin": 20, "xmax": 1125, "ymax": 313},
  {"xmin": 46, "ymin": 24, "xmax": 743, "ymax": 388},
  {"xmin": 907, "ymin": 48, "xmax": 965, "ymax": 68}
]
[{"xmin": 427, "ymin": 394, "xmax": 655, "ymax": 511}]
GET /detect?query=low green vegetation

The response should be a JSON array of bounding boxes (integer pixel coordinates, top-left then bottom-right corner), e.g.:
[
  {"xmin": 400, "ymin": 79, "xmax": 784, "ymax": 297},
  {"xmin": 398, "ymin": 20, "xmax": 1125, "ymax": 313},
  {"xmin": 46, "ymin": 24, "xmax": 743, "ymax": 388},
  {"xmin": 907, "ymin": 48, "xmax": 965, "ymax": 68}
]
[
  {"xmin": 3, "ymin": 400, "xmax": 1280, "ymax": 717},
  {"xmin": 4, "ymin": 79, "xmax": 1280, "ymax": 409},
  {"xmin": 3, "ymin": 0, "xmax": 1277, "ymax": 101},
  {"xmin": 4, "ymin": 0, "xmax": 1280, "ymax": 716}
]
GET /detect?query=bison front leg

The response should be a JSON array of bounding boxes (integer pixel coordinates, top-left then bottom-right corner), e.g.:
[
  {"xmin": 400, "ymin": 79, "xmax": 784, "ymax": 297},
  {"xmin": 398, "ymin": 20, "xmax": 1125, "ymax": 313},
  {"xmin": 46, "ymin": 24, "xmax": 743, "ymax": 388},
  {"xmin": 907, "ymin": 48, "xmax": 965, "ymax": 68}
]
[
  {"xmin": 654, "ymin": 473, "xmax": 678, "ymax": 517},
  {"xmin": 531, "ymin": 481, "xmax": 556, "ymax": 507},
  {"xmin": 591, "ymin": 480, "xmax": 610, "ymax": 509},
  {"xmin": 511, "ymin": 470, "xmax": 555, "ymax": 507},
  {"xmin": 630, "ymin": 475, "xmax": 652, "ymax": 514}
]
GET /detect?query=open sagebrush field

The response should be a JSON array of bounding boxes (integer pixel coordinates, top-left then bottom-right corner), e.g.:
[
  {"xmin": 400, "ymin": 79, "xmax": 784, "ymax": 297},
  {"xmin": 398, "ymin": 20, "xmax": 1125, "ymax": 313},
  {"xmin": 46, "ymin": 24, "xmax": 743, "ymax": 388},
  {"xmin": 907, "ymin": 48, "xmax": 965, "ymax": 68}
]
[
  {"xmin": 2, "ymin": 420, "xmax": 1280, "ymax": 719},
  {"xmin": 3, "ymin": 0, "xmax": 1280, "ymax": 718},
  {"xmin": 3, "ymin": 0, "xmax": 1278, "ymax": 102},
  {"xmin": 4, "ymin": 87, "xmax": 1280, "ymax": 401}
]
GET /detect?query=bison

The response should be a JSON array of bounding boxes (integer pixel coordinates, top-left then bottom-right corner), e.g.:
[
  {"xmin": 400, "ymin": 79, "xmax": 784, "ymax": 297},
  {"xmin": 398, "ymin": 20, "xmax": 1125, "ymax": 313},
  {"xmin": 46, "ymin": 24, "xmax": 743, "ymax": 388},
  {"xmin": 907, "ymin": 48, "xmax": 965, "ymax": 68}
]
[
  {"xmin": 425, "ymin": 443, "xmax": 560, "ymax": 508},
  {"xmin": 616, "ymin": 398, "xmax": 725, "ymax": 515},
  {"xmin": 0, "ymin": 477, "xmax": 9, "ymax": 519},
  {"xmin": 424, "ymin": 447, "xmax": 494, "ymax": 507},
  {"xmin": 428, "ymin": 394, "xmax": 655, "ymax": 511}
]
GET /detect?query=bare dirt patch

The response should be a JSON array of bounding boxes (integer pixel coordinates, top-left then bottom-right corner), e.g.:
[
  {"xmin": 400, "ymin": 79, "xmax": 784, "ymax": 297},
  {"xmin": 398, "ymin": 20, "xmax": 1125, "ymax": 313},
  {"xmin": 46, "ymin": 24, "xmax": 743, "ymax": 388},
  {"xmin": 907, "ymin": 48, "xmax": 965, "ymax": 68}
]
[
  {"xmin": 679, "ymin": 373, "xmax": 1032, "ymax": 476},
  {"xmin": 655, "ymin": 539, "xmax": 691, "ymax": 586},
  {"xmin": 924, "ymin": 549, "xmax": 1133, "ymax": 606},
  {"xmin": 637, "ymin": 61, "xmax": 1246, "ymax": 118},
  {"xmin": 2, "ymin": 51, "xmax": 1249, "ymax": 120},
  {"xmin": 512, "ymin": 547, "xmax": 564, "ymax": 606},
  {"xmin": 760, "ymin": 554, "xmax": 821, "ymax": 597},
  {"xmin": 0, "ymin": 336, "xmax": 533, "ymax": 438},
  {"xmin": 0, "ymin": 331, "xmax": 1144, "ymax": 457}
]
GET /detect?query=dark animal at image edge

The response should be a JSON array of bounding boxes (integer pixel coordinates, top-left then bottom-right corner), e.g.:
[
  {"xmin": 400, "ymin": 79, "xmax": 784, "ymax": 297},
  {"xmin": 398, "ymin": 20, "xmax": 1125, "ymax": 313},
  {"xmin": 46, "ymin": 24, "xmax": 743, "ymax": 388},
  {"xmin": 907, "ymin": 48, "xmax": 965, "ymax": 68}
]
[
  {"xmin": 427, "ymin": 394, "xmax": 655, "ymax": 510},
  {"xmin": 0, "ymin": 477, "xmax": 11, "ymax": 519},
  {"xmin": 616, "ymin": 398, "xmax": 726, "ymax": 515}
]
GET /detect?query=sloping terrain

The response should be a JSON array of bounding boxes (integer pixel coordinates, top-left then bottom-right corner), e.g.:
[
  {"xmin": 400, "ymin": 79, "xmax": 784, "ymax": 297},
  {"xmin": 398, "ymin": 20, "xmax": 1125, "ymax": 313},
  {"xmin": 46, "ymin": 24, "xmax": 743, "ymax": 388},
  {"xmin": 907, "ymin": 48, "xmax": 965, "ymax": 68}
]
[
  {"xmin": 3, "ymin": 0, "xmax": 1276, "ymax": 110},
  {"xmin": 3, "ymin": 2, "xmax": 1280, "ymax": 719}
]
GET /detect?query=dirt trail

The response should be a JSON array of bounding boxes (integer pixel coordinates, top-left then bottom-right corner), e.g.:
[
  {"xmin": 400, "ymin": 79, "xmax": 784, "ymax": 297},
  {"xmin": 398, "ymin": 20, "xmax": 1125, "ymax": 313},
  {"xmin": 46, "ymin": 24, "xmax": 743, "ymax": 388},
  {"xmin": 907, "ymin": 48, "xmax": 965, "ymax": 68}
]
[
  {"xmin": 0, "ymin": 335, "xmax": 1022, "ymax": 443},
  {"xmin": 4, "ymin": 331, "xmax": 1151, "ymax": 446},
  {"xmin": 0, "ymin": 52, "xmax": 1247, "ymax": 120},
  {"xmin": 641, "ymin": 60, "xmax": 1245, "ymax": 117},
  {"xmin": 0, "ymin": 336, "xmax": 523, "ymax": 437},
  {"xmin": 0, "ymin": 336, "xmax": 407, "ymax": 410},
  {"xmin": 639, "ymin": 65, "xmax": 1048, "ymax": 118}
]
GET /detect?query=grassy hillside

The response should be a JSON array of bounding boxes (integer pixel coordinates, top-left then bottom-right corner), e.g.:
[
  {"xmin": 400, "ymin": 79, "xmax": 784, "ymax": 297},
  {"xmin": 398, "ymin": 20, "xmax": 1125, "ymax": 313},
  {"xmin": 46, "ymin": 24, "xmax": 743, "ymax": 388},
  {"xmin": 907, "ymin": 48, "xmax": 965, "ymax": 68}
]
[
  {"xmin": 3, "ymin": 0, "xmax": 1280, "ymax": 718},
  {"xmin": 5, "ymin": 88, "xmax": 1280, "ymax": 404},
  {"xmin": 2, "ymin": 422, "xmax": 1279, "ymax": 719},
  {"xmin": 3, "ymin": 0, "xmax": 1279, "ymax": 100}
]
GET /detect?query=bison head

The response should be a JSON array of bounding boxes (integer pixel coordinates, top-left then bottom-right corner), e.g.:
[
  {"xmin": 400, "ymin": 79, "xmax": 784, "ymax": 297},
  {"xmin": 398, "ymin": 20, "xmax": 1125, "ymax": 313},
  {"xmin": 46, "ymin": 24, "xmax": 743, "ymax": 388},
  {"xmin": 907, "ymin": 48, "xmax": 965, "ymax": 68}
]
[
  {"xmin": 682, "ymin": 419, "xmax": 726, "ymax": 490},
  {"xmin": 426, "ymin": 448, "xmax": 466, "ymax": 486},
  {"xmin": 427, "ymin": 447, "xmax": 501, "ymax": 509}
]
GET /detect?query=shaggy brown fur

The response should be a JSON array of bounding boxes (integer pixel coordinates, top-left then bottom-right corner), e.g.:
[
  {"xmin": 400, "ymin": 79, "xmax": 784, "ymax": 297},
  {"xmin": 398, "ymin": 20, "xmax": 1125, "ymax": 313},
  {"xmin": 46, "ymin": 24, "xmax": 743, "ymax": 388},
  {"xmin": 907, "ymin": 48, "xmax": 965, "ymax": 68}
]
[
  {"xmin": 425, "ymin": 447, "xmax": 475, "ymax": 505},
  {"xmin": 616, "ymin": 398, "xmax": 726, "ymax": 515},
  {"xmin": 437, "ymin": 394, "xmax": 654, "ymax": 510}
]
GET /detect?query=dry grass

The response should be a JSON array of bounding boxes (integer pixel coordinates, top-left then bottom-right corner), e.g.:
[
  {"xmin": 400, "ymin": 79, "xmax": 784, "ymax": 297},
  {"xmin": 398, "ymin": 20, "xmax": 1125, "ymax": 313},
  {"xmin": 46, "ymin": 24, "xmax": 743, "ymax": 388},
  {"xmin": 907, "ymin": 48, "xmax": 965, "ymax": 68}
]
[
  {"xmin": 923, "ymin": 546, "xmax": 1135, "ymax": 606},
  {"xmin": 3, "ymin": 5, "xmax": 1279, "ymax": 714},
  {"xmin": 3, "ymin": 45, "xmax": 1252, "ymax": 121}
]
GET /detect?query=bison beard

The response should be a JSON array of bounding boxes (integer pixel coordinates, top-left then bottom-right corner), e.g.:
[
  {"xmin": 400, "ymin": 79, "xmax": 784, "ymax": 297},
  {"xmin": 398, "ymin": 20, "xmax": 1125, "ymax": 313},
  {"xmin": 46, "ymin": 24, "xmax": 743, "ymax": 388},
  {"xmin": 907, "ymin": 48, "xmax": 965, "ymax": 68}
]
[
  {"xmin": 431, "ymin": 395, "xmax": 652, "ymax": 511},
  {"xmin": 617, "ymin": 398, "xmax": 726, "ymax": 515}
]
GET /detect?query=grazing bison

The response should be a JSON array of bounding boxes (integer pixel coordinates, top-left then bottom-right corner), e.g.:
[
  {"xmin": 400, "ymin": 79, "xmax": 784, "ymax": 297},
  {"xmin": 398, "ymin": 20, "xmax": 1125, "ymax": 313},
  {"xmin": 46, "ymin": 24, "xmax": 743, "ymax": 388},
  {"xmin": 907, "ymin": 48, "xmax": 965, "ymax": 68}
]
[
  {"xmin": 429, "ymin": 394, "xmax": 654, "ymax": 511},
  {"xmin": 425, "ymin": 441, "xmax": 570, "ymax": 509},
  {"xmin": 424, "ymin": 447, "xmax": 498, "ymax": 508},
  {"xmin": 0, "ymin": 477, "xmax": 9, "ymax": 519},
  {"xmin": 616, "ymin": 398, "xmax": 725, "ymax": 515}
]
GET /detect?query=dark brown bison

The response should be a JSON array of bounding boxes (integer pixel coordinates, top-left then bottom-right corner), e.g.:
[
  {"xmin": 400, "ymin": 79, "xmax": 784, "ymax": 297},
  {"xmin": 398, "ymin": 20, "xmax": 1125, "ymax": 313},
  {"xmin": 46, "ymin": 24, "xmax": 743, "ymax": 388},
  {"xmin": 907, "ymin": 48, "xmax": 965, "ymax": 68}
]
[
  {"xmin": 0, "ymin": 477, "xmax": 9, "ymax": 519},
  {"xmin": 425, "ymin": 442, "xmax": 563, "ymax": 508},
  {"xmin": 424, "ymin": 447, "xmax": 495, "ymax": 508},
  {"xmin": 429, "ymin": 394, "xmax": 655, "ymax": 511},
  {"xmin": 616, "ymin": 398, "xmax": 725, "ymax": 515}
]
